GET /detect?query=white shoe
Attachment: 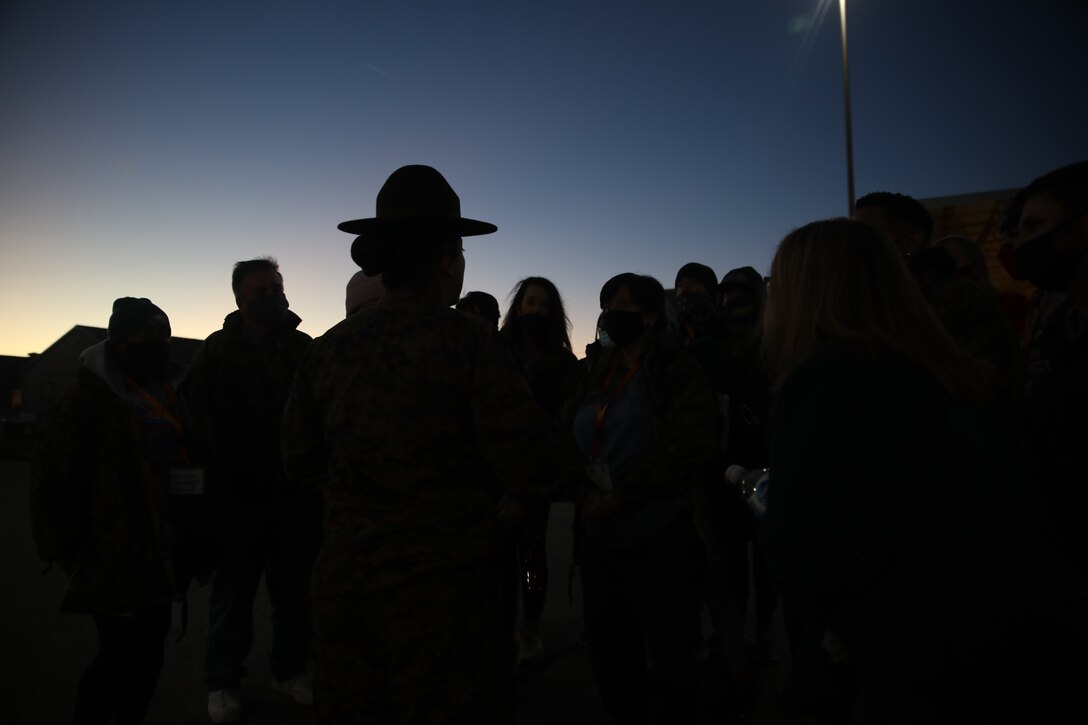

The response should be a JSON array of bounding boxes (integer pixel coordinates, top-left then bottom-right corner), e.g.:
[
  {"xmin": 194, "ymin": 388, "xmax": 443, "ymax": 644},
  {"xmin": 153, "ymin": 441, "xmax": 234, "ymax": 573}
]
[
  {"xmin": 273, "ymin": 672, "xmax": 314, "ymax": 706},
  {"xmin": 517, "ymin": 633, "xmax": 545, "ymax": 669},
  {"xmin": 208, "ymin": 688, "xmax": 242, "ymax": 724}
]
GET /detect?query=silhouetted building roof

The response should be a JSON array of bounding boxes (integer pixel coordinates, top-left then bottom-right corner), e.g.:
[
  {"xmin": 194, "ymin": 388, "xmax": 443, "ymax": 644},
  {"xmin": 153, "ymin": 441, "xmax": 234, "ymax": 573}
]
[{"xmin": 20, "ymin": 325, "xmax": 203, "ymax": 417}]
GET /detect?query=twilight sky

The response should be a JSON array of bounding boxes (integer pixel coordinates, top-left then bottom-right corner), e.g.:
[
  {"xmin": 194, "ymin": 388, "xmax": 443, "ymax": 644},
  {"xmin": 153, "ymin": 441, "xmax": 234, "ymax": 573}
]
[{"xmin": 2, "ymin": 0, "xmax": 1086, "ymax": 357}]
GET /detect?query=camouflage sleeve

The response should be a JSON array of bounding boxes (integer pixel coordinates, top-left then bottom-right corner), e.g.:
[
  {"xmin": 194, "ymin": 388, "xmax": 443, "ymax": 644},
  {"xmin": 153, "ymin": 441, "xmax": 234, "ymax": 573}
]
[
  {"xmin": 620, "ymin": 350, "xmax": 719, "ymax": 503},
  {"xmin": 470, "ymin": 328, "xmax": 559, "ymax": 505},
  {"xmin": 280, "ymin": 346, "xmax": 328, "ymax": 493},
  {"xmin": 29, "ymin": 392, "xmax": 89, "ymax": 567}
]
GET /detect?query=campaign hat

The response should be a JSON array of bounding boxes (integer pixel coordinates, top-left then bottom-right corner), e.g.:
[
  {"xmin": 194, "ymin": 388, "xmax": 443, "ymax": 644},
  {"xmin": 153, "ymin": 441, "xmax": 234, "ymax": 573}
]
[{"xmin": 338, "ymin": 165, "xmax": 496, "ymax": 269}]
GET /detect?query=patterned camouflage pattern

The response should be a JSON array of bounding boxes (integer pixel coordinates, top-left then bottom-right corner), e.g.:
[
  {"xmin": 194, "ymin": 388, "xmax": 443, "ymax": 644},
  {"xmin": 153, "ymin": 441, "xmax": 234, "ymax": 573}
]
[
  {"xmin": 183, "ymin": 310, "xmax": 312, "ymax": 503},
  {"xmin": 30, "ymin": 368, "xmax": 175, "ymax": 614},
  {"xmin": 312, "ymin": 548, "xmax": 514, "ymax": 724},
  {"xmin": 281, "ymin": 294, "xmax": 557, "ymax": 723}
]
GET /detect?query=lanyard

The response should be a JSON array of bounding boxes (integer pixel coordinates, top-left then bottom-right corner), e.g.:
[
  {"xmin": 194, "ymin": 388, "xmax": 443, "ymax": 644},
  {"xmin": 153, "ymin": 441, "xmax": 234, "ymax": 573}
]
[
  {"xmin": 124, "ymin": 377, "xmax": 191, "ymax": 464},
  {"xmin": 591, "ymin": 358, "xmax": 640, "ymax": 460},
  {"xmin": 125, "ymin": 378, "xmax": 183, "ymax": 434}
]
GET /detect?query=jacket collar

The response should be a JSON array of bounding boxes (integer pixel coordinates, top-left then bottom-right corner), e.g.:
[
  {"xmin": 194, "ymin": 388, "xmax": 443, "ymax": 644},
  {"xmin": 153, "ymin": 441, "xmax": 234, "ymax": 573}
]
[{"xmin": 79, "ymin": 340, "xmax": 188, "ymax": 400}]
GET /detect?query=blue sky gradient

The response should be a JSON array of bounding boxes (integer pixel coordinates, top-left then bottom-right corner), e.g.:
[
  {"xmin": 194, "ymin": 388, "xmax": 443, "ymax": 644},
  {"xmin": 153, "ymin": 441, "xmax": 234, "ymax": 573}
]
[{"xmin": 2, "ymin": 0, "xmax": 1086, "ymax": 356}]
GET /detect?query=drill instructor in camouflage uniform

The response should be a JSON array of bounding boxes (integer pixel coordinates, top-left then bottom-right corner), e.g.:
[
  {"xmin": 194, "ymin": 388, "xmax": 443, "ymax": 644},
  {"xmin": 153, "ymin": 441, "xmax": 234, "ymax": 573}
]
[{"xmin": 281, "ymin": 165, "xmax": 557, "ymax": 724}]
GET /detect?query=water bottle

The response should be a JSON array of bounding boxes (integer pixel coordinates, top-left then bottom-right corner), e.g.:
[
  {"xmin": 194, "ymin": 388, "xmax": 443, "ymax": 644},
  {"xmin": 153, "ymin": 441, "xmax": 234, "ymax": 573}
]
[{"xmin": 725, "ymin": 465, "xmax": 770, "ymax": 519}]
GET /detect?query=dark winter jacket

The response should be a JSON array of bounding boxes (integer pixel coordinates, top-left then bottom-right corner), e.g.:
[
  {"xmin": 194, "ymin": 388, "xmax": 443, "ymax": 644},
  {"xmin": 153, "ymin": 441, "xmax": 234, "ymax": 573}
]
[
  {"xmin": 184, "ymin": 310, "xmax": 311, "ymax": 505},
  {"xmin": 564, "ymin": 335, "xmax": 719, "ymax": 507},
  {"xmin": 30, "ymin": 343, "xmax": 186, "ymax": 614},
  {"xmin": 761, "ymin": 341, "xmax": 1088, "ymax": 722}
]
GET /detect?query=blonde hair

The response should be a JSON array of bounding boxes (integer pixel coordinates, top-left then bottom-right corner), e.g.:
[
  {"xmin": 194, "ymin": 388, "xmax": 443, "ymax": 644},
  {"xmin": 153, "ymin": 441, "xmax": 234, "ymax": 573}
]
[{"xmin": 762, "ymin": 218, "xmax": 991, "ymax": 402}]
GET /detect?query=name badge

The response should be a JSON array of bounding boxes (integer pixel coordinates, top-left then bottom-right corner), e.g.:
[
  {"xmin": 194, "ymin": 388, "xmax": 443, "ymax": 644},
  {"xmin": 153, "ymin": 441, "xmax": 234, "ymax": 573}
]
[
  {"xmin": 169, "ymin": 467, "xmax": 205, "ymax": 495},
  {"xmin": 585, "ymin": 463, "xmax": 613, "ymax": 492}
]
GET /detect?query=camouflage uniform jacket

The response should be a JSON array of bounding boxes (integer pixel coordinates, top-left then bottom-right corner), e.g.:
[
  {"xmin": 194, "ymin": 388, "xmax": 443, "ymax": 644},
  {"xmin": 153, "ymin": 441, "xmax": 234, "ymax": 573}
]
[
  {"xmin": 184, "ymin": 309, "xmax": 311, "ymax": 504},
  {"xmin": 30, "ymin": 342, "xmax": 185, "ymax": 614},
  {"xmin": 281, "ymin": 295, "xmax": 557, "ymax": 594}
]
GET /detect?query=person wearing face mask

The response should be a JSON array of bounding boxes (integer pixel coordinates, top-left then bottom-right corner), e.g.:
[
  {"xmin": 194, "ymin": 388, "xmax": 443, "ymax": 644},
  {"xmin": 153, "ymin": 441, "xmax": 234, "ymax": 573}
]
[
  {"xmin": 498, "ymin": 276, "xmax": 582, "ymax": 668},
  {"xmin": 854, "ymin": 192, "xmax": 1018, "ymax": 405},
  {"xmin": 672, "ymin": 261, "xmax": 761, "ymax": 713},
  {"xmin": 718, "ymin": 266, "xmax": 780, "ymax": 688},
  {"xmin": 564, "ymin": 272, "xmax": 718, "ymax": 724},
  {"xmin": 998, "ymin": 160, "xmax": 1088, "ymax": 577},
  {"xmin": 31, "ymin": 297, "xmax": 200, "ymax": 725},
  {"xmin": 456, "ymin": 289, "xmax": 501, "ymax": 328},
  {"xmin": 184, "ymin": 257, "xmax": 316, "ymax": 723},
  {"xmin": 674, "ymin": 262, "xmax": 724, "ymax": 345}
]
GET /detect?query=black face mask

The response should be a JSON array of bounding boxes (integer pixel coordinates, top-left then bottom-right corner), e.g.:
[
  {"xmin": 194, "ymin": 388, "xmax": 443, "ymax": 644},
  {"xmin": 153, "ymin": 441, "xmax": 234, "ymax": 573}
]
[
  {"xmin": 601, "ymin": 309, "xmax": 647, "ymax": 348},
  {"xmin": 516, "ymin": 313, "xmax": 550, "ymax": 342},
  {"xmin": 722, "ymin": 293, "xmax": 757, "ymax": 321},
  {"xmin": 1011, "ymin": 216, "xmax": 1086, "ymax": 291},
  {"xmin": 677, "ymin": 292, "xmax": 716, "ymax": 323},
  {"xmin": 118, "ymin": 340, "xmax": 170, "ymax": 383},
  {"xmin": 246, "ymin": 293, "xmax": 289, "ymax": 327}
]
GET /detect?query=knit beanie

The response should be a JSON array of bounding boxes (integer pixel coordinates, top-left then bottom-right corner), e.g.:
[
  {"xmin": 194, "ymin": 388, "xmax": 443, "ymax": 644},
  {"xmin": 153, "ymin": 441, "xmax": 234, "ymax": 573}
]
[
  {"xmin": 675, "ymin": 262, "xmax": 718, "ymax": 295},
  {"xmin": 719, "ymin": 266, "xmax": 765, "ymax": 295},
  {"xmin": 107, "ymin": 297, "xmax": 170, "ymax": 342}
]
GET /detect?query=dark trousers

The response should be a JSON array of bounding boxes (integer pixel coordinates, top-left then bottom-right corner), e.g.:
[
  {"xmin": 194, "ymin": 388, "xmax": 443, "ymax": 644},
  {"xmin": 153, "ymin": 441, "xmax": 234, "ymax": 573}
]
[
  {"xmin": 205, "ymin": 499, "xmax": 318, "ymax": 689},
  {"xmin": 751, "ymin": 534, "xmax": 779, "ymax": 635},
  {"xmin": 580, "ymin": 513, "xmax": 705, "ymax": 725},
  {"xmin": 518, "ymin": 502, "xmax": 551, "ymax": 625},
  {"xmin": 703, "ymin": 485, "xmax": 755, "ymax": 680},
  {"xmin": 74, "ymin": 602, "xmax": 171, "ymax": 725}
]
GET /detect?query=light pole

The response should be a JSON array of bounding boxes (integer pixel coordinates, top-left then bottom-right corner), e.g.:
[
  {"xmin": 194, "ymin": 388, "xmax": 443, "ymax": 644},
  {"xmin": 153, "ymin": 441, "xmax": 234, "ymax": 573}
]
[{"xmin": 839, "ymin": 0, "xmax": 856, "ymax": 215}]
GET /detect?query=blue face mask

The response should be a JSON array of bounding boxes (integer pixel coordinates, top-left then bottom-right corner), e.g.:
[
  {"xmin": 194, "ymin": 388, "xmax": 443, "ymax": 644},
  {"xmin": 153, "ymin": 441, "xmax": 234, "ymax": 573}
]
[{"xmin": 598, "ymin": 328, "xmax": 615, "ymax": 349}]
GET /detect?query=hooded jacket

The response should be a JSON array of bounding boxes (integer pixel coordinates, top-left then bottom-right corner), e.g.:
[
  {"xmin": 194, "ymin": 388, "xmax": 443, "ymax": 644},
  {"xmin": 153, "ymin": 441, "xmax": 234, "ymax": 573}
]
[{"xmin": 30, "ymin": 341, "xmax": 188, "ymax": 614}]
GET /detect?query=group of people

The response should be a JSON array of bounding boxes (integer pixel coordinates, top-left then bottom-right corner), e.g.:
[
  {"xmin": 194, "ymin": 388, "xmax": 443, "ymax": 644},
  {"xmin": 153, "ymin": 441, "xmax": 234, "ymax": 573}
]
[
  {"xmin": 31, "ymin": 257, "xmax": 320, "ymax": 725},
  {"xmin": 29, "ymin": 159, "xmax": 1088, "ymax": 724}
]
